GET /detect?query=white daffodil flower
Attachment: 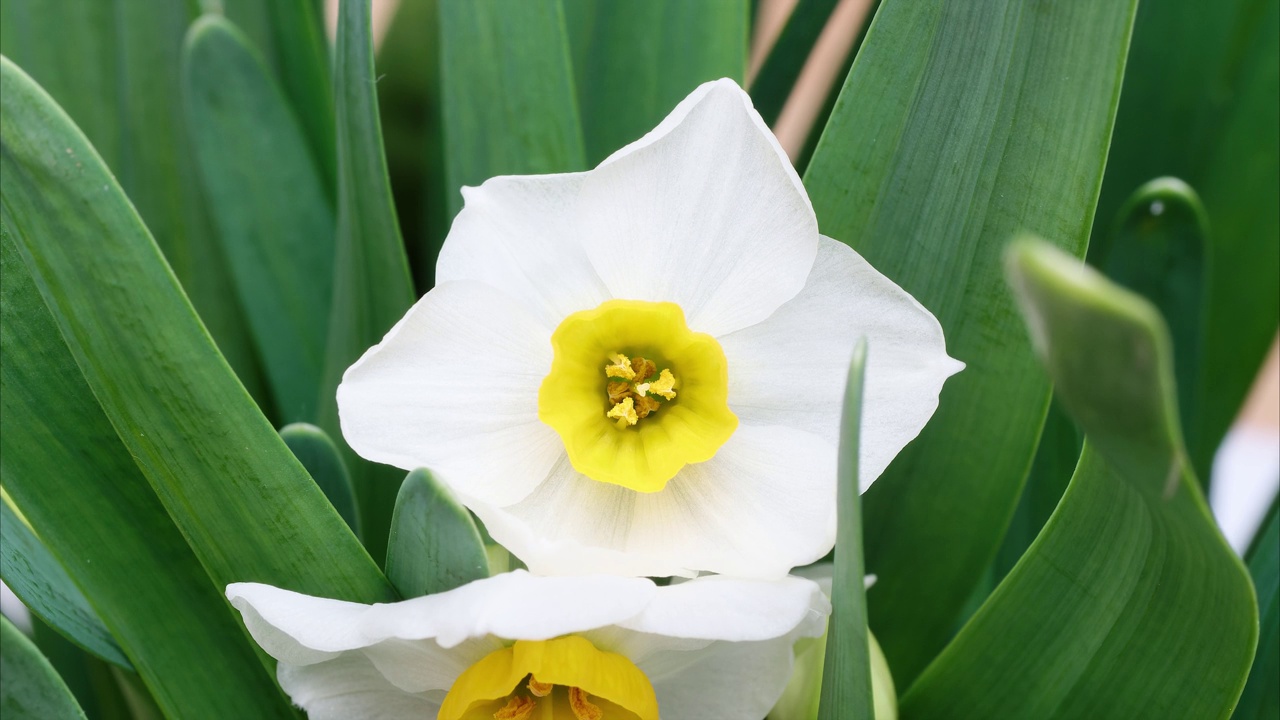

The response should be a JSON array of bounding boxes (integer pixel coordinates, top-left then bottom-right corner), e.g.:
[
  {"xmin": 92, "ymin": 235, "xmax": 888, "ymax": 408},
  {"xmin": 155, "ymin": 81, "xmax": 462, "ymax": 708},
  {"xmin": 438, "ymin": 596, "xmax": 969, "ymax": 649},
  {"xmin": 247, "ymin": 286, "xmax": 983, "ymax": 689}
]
[
  {"xmin": 225, "ymin": 571, "xmax": 828, "ymax": 720},
  {"xmin": 338, "ymin": 78, "xmax": 962, "ymax": 578}
]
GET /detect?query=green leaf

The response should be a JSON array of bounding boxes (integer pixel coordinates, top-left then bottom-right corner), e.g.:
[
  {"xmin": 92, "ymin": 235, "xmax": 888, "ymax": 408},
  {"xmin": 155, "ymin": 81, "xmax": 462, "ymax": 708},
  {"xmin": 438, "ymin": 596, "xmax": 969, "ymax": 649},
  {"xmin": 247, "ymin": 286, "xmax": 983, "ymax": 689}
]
[
  {"xmin": 1102, "ymin": 178, "xmax": 1209, "ymax": 479},
  {"xmin": 0, "ymin": 495, "xmax": 129, "ymax": 670},
  {"xmin": 900, "ymin": 239, "xmax": 1257, "ymax": 718},
  {"xmin": 440, "ymin": 0, "xmax": 586, "ymax": 217},
  {"xmin": 215, "ymin": 0, "xmax": 336, "ymax": 192},
  {"xmin": 0, "ymin": 233, "xmax": 294, "ymax": 716},
  {"xmin": 0, "ymin": 0, "xmax": 267, "ymax": 409},
  {"xmin": 183, "ymin": 16, "xmax": 335, "ymax": 423},
  {"xmin": 802, "ymin": 0, "xmax": 1139, "ymax": 683},
  {"xmin": 564, "ymin": 0, "xmax": 748, "ymax": 166},
  {"xmin": 0, "ymin": 56, "xmax": 394, "ymax": 604},
  {"xmin": 318, "ymin": 0, "xmax": 420, "ymax": 564},
  {"xmin": 280, "ymin": 423, "xmax": 361, "ymax": 537},
  {"xmin": 386, "ymin": 469, "xmax": 490, "ymax": 598},
  {"xmin": 1092, "ymin": 0, "xmax": 1280, "ymax": 480},
  {"xmin": 1, "ymin": 616, "xmax": 87, "ymax": 720},
  {"xmin": 748, "ymin": 0, "xmax": 839, "ymax": 125},
  {"xmin": 1237, "ymin": 502, "xmax": 1279, "ymax": 718},
  {"xmin": 818, "ymin": 339, "xmax": 873, "ymax": 720}
]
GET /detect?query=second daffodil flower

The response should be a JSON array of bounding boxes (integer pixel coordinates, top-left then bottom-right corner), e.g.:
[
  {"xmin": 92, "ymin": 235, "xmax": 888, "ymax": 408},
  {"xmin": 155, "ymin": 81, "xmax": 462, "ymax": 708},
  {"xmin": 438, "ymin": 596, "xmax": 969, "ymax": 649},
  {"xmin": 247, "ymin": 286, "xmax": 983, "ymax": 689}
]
[
  {"xmin": 339, "ymin": 78, "xmax": 962, "ymax": 578},
  {"xmin": 226, "ymin": 571, "xmax": 828, "ymax": 720}
]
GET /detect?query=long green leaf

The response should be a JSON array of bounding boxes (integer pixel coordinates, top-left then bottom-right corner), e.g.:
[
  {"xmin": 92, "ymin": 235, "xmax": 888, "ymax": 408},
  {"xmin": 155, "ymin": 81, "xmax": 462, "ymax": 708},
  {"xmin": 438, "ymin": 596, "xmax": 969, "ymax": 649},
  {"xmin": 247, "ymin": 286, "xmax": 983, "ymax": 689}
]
[
  {"xmin": 385, "ymin": 470, "xmax": 490, "ymax": 598},
  {"xmin": 817, "ymin": 339, "xmax": 873, "ymax": 720},
  {"xmin": 0, "ymin": 232, "xmax": 295, "ymax": 717},
  {"xmin": 564, "ymin": 0, "xmax": 748, "ymax": 166},
  {"xmin": 748, "ymin": 0, "xmax": 839, "ymax": 125},
  {"xmin": 1092, "ymin": 0, "xmax": 1280, "ymax": 480},
  {"xmin": 318, "ymin": 0, "xmax": 420, "ymax": 563},
  {"xmin": 0, "ymin": 56, "xmax": 394, "ymax": 604},
  {"xmin": 0, "ymin": 616, "xmax": 87, "ymax": 720},
  {"xmin": 1237, "ymin": 502, "xmax": 1279, "ymax": 719},
  {"xmin": 183, "ymin": 16, "xmax": 335, "ymax": 423},
  {"xmin": 280, "ymin": 423, "xmax": 361, "ymax": 537},
  {"xmin": 802, "ymin": 0, "xmax": 1138, "ymax": 682},
  {"xmin": 440, "ymin": 0, "xmax": 586, "ymax": 219},
  {"xmin": 0, "ymin": 496, "xmax": 129, "ymax": 670},
  {"xmin": 0, "ymin": 0, "xmax": 267, "ymax": 408},
  {"xmin": 901, "ymin": 239, "xmax": 1257, "ymax": 718}
]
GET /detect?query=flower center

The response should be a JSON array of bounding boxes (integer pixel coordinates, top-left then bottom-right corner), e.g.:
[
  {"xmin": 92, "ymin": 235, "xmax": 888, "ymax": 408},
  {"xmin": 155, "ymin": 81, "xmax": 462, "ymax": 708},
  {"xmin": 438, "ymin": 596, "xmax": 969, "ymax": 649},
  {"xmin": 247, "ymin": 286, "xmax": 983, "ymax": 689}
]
[
  {"xmin": 603, "ymin": 353, "xmax": 677, "ymax": 428},
  {"xmin": 538, "ymin": 300, "xmax": 738, "ymax": 493},
  {"xmin": 437, "ymin": 636, "xmax": 658, "ymax": 720}
]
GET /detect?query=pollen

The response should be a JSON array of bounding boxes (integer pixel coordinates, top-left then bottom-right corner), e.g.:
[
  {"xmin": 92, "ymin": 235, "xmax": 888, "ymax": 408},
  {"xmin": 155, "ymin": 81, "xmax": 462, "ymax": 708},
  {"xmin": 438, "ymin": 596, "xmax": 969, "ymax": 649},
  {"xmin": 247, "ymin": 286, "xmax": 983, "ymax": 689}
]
[
  {"xmin": 604, "ymin": 353, "xmax": 677, "ymax": 428},
  {"xmin": 569, "ymin": 687, "xmax": 604, "ymax": 720},
  {"xmin": 527, "ymin": 676, "xmax": 552, "ymax": 697},
  {"xmin": 493, "ymin": 695, "xmax": 535, "ymax": 720},
  {"xmin": 607, "ymin": 396, "xmax": 638, "ymax": 427}
]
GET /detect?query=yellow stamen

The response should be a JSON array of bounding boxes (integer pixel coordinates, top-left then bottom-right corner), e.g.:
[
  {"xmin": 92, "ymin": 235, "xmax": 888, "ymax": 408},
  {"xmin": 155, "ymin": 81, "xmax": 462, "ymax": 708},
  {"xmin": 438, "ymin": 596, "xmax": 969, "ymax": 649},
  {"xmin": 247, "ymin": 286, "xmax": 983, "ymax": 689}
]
[
  {"xmin": 607, "ymin": 396, "xmax": 638, "ymax": 427},
  {"xmin": 568, "ymin": 687, "xmax": 603, "ymax": 720},
  {"xmin": 648, "ymin": 369, "xmax": 676, "ymax": 400},
  {"xmin": 493, "ymin": 695, "xmax": 535, "ymax": 720},
  {"xmin": 604, "ymin": 353, "xmax": 635, "ymax": 380},
  {"xmin": 527, "ymin": 676, "xmax": 552, "ymax": 698}
]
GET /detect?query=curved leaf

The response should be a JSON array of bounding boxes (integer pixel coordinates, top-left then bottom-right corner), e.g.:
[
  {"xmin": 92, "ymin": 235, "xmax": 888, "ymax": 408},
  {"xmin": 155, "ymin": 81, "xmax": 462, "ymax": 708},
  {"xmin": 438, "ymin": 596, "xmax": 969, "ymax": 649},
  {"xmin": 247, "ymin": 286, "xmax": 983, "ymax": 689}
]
[
  {"xmin": 1, "ymin": 616, "xmax": 87, "ymax": 720},
  {"xmin": 0, "ymin": 496, "xmax": 129, "ymax": 670},
  {"xmin": 183, "ymin": 16, "xmax": 335, "ymax": 423},
  {"xmin": 900, "ymin": 239, "xmax": 1257, "ymax": 718},
  {"xmin": 385, "ymin": 469, "xmax": 489, "ymax": 598},
  {"xmin": 1238, "ymin": 502, "xmax": 1279, "ymax": 719},
  {"xmin": 802, "ymin": 0, "xmax": 1139, "ymax": 682},
  {"xmin": 0, "ymin": 232, "xmax": 294, "ymax": 716},
  {"xmin": 0, "ymin": 56, "xmax": 393, "ymax": 603},
  {"xmin": 280, "ymin": 423, "xmax": 361, "ymax": 537}
]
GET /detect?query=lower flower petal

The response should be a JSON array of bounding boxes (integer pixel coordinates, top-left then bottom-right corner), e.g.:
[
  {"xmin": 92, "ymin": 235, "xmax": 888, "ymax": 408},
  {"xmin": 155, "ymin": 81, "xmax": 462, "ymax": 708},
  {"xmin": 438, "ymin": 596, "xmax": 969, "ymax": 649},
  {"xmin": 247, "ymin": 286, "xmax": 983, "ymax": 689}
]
[
  {"xmin": 276, "ymin": 652, "xmax": 441, "ymax": 720},
  {"xmin": 337, "ymin": 280, "xmax": 564, "ymax": 506},
  {"xmin": 719, "ymin": 236, "xmax": 964, "ymax": 492},
  {"xmin": 473, "ymin": 425, "xmax": 837, "ymax": 578}
]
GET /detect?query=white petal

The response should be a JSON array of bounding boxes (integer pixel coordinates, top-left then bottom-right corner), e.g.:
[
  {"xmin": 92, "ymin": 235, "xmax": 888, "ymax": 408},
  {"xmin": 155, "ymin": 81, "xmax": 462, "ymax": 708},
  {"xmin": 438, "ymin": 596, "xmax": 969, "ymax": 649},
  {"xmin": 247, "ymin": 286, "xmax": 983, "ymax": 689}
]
[
  {"xmin": 227, "ymin": 572, "xmax": 655, "ymax": 655},
  {"xmin": 275, "ymin": 654, "xmax": 440, "ymax": 720},
  {"xmin": 719, "ymin": 236, "xmax": 964, "ymax": 492},
  {"xmin": 586, "ymin": 576, "xmax": 829, "ymax": 720},
  {"xmin": 474, "ymin": 424, "xmax": 837, "ymax": 578},
  {"xmin": 435, "ymin": 173, "xmax": 611, "ymax": 329},
  {"xmin": 575, "ymin": 78, "xmax": 819, "ymax": 336},
  {"xmin": 337, "ymin": 281, "xmax": 563, "ymax": 506}
]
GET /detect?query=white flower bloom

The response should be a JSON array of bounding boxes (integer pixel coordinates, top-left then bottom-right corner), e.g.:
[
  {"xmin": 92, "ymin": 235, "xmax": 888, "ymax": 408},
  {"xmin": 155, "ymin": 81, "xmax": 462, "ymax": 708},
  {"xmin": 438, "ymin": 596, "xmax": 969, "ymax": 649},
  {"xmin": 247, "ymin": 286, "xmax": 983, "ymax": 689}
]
[
  {"xmin": 338, "ymin": 78, "xmax": 962, "ymax": 578},
  {"xmin": 226, "ymin": 571, "xmax": 828, "ymax": 720}
]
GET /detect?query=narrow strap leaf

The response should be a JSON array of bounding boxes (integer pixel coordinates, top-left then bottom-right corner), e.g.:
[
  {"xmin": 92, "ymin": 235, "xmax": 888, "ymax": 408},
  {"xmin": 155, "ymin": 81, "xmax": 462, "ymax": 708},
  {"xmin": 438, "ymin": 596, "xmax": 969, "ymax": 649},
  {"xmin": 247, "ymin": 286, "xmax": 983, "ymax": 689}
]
[{"xmin": 386, "ymin": 469, "xmax": 490, "ymax": 598}]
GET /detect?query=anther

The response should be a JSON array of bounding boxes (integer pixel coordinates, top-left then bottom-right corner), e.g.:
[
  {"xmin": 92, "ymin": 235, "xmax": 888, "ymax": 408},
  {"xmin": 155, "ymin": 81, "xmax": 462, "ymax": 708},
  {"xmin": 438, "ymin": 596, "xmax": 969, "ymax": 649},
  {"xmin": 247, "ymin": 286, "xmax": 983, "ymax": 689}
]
[
  {"xmin": 527, "ymin": 675, "xmax": 553, "ymax": 698},
  {"xmin": 493, "ymin": 695, "xmax": 536, "ymax": 720},
  {"xmin": 568, "ymin": 687, "xmax": 603, "ymax": 720}
]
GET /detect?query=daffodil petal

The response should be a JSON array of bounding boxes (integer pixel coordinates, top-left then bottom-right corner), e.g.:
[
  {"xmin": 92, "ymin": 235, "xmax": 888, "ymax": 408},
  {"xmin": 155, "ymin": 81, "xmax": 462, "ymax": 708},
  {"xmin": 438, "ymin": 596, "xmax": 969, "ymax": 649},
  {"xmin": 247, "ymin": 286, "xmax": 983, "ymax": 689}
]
[
  {"xmin": 719, "ymin": 236, "xmax": 964, "ymax": 492},
  {"xmin": 436, "ymin": 173, "xmax": 611, "ymax": 330},
  {"xmin": 337, "ymin": 281, "xmax": 563, "ymax": 506},
  {"xmin": 275, "ymin": 653, "xmax": 441, "ymax": 720},
  {"xmin": 472, "ymin": 425, "xmax": 836, "ymax": 578},
  {"xmin": 586, "ymin": 576, "xmax": 828, "ymax": 720},
  {"xmin": 575, "ymin": 78, "xmax": 819, "ymax": 337}
]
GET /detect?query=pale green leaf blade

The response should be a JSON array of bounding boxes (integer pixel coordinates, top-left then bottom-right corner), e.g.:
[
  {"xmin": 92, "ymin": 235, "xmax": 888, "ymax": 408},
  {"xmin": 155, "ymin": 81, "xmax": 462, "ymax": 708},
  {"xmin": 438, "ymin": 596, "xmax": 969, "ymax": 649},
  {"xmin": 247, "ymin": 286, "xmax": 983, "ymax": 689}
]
[
  {"xmin": 0, "ymin": 56, "xmax": 394, "ymax": 604},
  {"xmin": 802, "ymin": 0, "xmax": 1139, "ymax": 682},
  {"xmin": 280, "ymin": 423, "xmax": 361, "ymax": 537},
  {"xmin": 0, "ymin": 0, "xmax": 267, "ymax": 407},
  {"xmin": 0, "ymin": 497, "xmax": 130, "ymax": 670},
  {"xmin": 1237, "ymin": 501, "xmax": 1279, "ymax": 719},
  {"xmin": 1, "ymin": 616, "xmax": 87, "ymax": 720},
  {"xmin": 0, "ymin": 232, "xmax": 295, "ymax": 717},
  {"xmin": 386, "ymin": 469, "xmax": 490, "ymax": 598},
  {"xmin": 564, "ymin": 0, "xmax": 748, "ymax": 166},
  {"xmin": 183, "ymin": 16, "xmax": 335, "ymax": 423},
  {"xmin": 440, "ymin": 0, "xmax": 585, "ymax": 217},
  {"xmin": 900, "ymin": 239, "xmax": 1257, "ymax": 718},
  {"xmin": 318, "ymin": 0, "xmax": 419, "ymax": 562},
  {"xmin": 817, "ymin": 339, "xmax": 873, "ymax": 720}
]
